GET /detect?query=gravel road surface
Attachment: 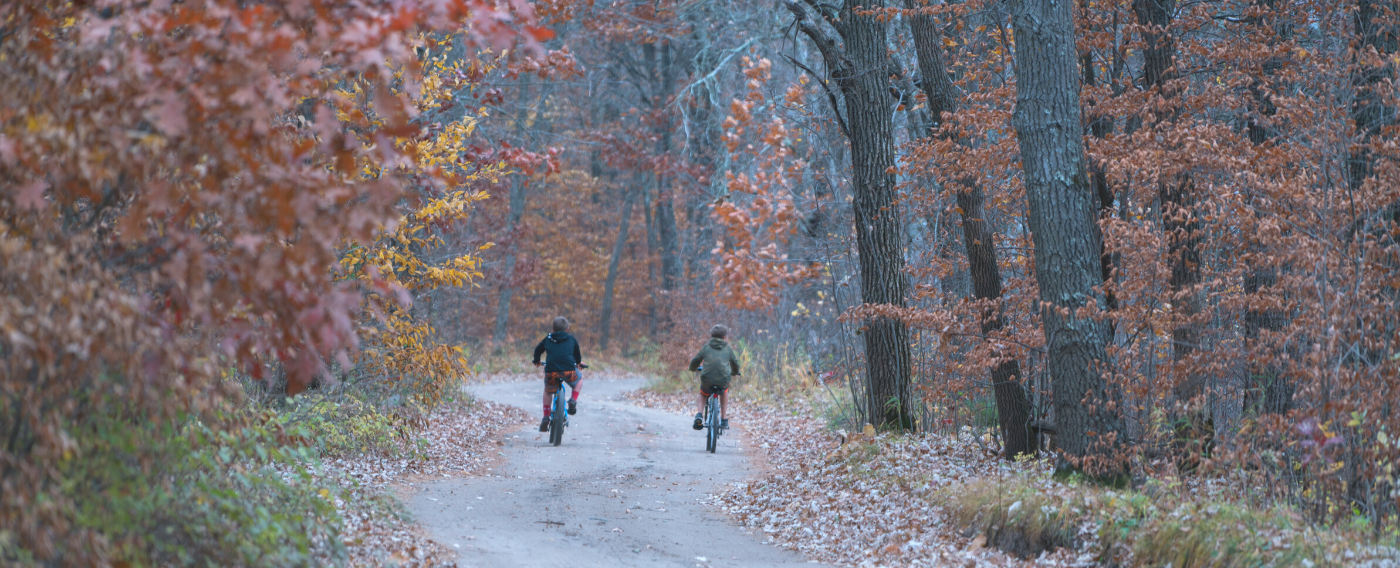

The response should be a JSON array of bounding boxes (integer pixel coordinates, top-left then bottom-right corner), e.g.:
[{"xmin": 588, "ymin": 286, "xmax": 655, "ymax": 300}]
[{"xmin": 404, "ymin": 376, "xmax": 831, "ymax": 568}]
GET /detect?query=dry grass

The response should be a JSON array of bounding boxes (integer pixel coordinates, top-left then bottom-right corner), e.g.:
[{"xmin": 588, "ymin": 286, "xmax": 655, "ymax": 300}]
[{"xmin": 945, "ymin": 471, "xmax": 1400, "ymax": 567}]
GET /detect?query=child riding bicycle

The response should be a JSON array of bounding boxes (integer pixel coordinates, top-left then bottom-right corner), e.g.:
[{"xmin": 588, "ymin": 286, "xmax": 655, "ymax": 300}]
[
  {"xmin": 689, "ymin": 324, "xmax": 740, "ymax": 431},
  {"xmin": 533, "ymin": 316, "xmax": 586, "ymax": 432}
]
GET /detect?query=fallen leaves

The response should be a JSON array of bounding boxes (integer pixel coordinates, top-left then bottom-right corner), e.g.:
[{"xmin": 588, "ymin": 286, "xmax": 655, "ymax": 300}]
[
  {"xmin": 321, "ymin": 397, "xmax": 531, "ymax": 567},
  {"xmin": 628, "ymin": 389, "xmax": 1092, "ymax": 567}
]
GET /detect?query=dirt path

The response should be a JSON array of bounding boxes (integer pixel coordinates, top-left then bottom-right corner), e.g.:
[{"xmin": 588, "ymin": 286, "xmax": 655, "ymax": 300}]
[{"xmin": 404, "ymin": 377, "xmax": 832, "ymax": 568}]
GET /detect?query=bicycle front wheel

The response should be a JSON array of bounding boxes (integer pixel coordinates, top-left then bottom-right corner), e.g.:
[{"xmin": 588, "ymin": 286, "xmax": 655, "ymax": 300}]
[{"xmin": 706, "ymin": 397, "xmax": 719, "ymax": 453}]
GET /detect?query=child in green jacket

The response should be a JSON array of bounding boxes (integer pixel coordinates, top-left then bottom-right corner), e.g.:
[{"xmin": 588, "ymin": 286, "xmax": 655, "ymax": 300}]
[{"xmin": 689, "ymin": 324, "xmax": 741, "ymax": 430}]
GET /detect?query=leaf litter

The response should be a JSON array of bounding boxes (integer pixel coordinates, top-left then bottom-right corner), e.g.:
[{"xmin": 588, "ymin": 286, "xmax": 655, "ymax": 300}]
[
  {"xmin": 315, "ymin": 397, "xmax": 530, "ymax": 567},
  {"xmin": 624, "ymin": 389, "xmax": 1400, "ymax": 568}
]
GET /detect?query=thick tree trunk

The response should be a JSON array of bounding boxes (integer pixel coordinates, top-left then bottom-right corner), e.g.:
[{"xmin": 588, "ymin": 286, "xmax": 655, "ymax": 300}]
[
  {"xmin": 1079, "ymin": 0, "xmax": 1119, "ymax": 316},
  {"xmin": 493, "ymin": 175, "xmax": 526, "ymax": 346},
  {"xmin": 784, "ymin": 0, "xmax": 914, "ymax": 430},
  {"xmin": 656, "ymin": 193, "xmax": 681, "ymax": 289},
  {"xmin": 1243, "ymin": 266, "xmax": 1290, "ymax": 414},
  {"xmin": 1349, "ymin": 0, "xmax": 1398, "ymax": 195},
  {"xmin": 1133, "ymin": 0, "xmax": 1211, "ymax": 466},
  {"xmin": 842, "ymin": 2, "xmax": 913, "ymax": 430},
  {"xmin": 957, "ymin": 187, "xmax": 1039, "ymax": 459},
  {"xmin": 648, "ymin": 42, "xmax": 684, "ymax": 292},
  {"xmin": 1242, "ymin": 0, "xmax": 1294, "ymax": 416},
  {"xmin": 1010, "ymin": 0, "xmax": 1129, "ymax": 478},
  {"xmin": 599, "ymin": 187, "xmax": 639, "ymax": 352},
  {"xmin": 1344, "ymin": 0, "xmax": 1396, "ymax": 512},
  {"xmin": 494, "ymin": 79, "xmax": 534, "ymax": 348},
  {"xmin": 907, "ymin": 0, "xmax": 1037, "ymax": 458},
  {"xmin": 1132, "ymin": 0, "xmax": 1203, "ymax": 395}
]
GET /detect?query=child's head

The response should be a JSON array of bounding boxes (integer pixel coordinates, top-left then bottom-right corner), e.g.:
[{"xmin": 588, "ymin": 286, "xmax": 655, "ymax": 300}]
[
  {"xmin": 553, "ymin": 316, "xmax": 570, "ymax": 332},
  {"xmin": 709, "ymin": 324, "xmax": 729, "ymax": 339}
]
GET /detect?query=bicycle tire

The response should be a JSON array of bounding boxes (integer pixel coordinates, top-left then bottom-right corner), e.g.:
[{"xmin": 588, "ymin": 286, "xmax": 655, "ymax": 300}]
[
  {"xmin": 550, "ymin": 391, "xmax": 565, "ymax": 446},
  {"xmin": 706, "ymin": 397, "xmax": 719, "ymax": 453}
]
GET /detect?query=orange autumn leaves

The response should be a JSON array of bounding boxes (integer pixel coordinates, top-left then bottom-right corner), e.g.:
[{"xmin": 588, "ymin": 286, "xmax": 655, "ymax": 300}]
[{"xmin": 712, "ymin": 57, "xmax": 820, "ymax": 311}]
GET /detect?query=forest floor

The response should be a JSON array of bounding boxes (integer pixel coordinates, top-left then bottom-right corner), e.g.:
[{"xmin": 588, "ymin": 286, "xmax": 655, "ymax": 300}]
[
  {"xmin": 334, "ymin": 372, "xmax": 1400, "ymax": 568},
  {"xmin": 400, "ymin": 374, "xmax": 832, "ymax": 568},
  {"xmin": 624, "ymin": 389, "xmax": 1400, "ymax": 568},
  {"xmin": 319, "ymin": 395, "xmax": 530, "ymax": 567},
  {"xmin": 624, "ymin": 389, "xmax": 1050, "ymax": 568}
]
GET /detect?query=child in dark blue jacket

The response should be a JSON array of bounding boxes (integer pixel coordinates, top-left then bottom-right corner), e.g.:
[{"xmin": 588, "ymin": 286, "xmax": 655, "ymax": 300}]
[{"xmin": 532, "ymin": 316, "xmax": 586, "ymax": 432}]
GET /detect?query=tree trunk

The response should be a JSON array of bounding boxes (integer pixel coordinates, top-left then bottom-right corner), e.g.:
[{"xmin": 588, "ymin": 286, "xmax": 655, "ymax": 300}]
[
  {"xmin": 490, "ymin": 78, "xmax": 537, "ymax": 348},
  {"xmin": 599, "ymin": 186, "xmax": 639, "ymax": 352},
  {"xmin": 1132, "ymin": 0, "xmax": 1203, "ymax": 395},
  {"xmin": 1241, "ymin": 0, "xmax": 1294, "ymax": 417},
  {"xmin": 1009, "ymin": 0, "xmax": 1128, "ymax": 478},
  {"xmin": 1349, "ymin": 0, "xmax": 1398, "ymax": 195},
  {"xmin": 1132, "ymin": 0, "xmax": 1211, "ymax": 465},
  {"xmin": 493, "ymin": 79, "xmax": 534, "ymax": 348},
  {"xmin": 957, "ymin": 186, "xmax": 1038, "ymax": 460},
  {"xmin": 643, "ymin": 182, "xmax": 659, "ymax": 338},
  {"xmin": 648, "ymin": 42, "xmax": 684, "ymax": 292},
  {"xmin": 842, "ymin": 2, "xmax": 913, "ymax": 430},
  {"xmin": 1079, "ymin": 0, "xmax": 1119, "ymax": 317},
  {"xmin": 784, "ymin": 0, "xmax": 914, "ymax": 430},
  {"xmin": 493, "ymin": 175, "xmax": 526, "ymax": 347},
  {"xmin": 907, "ymin": 0, "xmax": 1037, "ymax": 459}
]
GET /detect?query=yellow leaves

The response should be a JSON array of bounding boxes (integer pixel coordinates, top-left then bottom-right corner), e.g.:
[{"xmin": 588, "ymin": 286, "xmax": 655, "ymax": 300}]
[
  {"xmin": 25, "ymin": 113, "xmax": 49, "ymax": 133},
  {"xmin": 943, "ymin": 36, "xmax": 957, "ymax": 48},
  {"xmin": 416, "ymin": 117, "xmax": 483, "ymax": 170}
]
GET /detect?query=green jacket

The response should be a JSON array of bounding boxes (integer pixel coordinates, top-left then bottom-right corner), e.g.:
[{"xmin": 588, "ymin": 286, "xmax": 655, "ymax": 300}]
[{"xmin": 689, "ymin": 338, "xmax": 741, "ymax": 385}]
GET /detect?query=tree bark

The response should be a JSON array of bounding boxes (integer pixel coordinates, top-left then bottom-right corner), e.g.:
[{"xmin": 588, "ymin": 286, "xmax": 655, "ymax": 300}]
[
  {"xmin": 784, "ymin": 0, "xmax": 914, "ymax": 430},
  {"xmin": 1080, "ymin": 0, "xmax": 1119, "ymax": 317},
  {"xmin": 1349, "ymin": 0, "xmax": 1398, "ymax": 195},
  {"xmin": 493, "ymin": 79, "xmax": 537, "ymax": 348},
  {"xmin": 1132, "ymin": 0, "xmax": 1203, "ymax": 394},
  {"xmin": 647, "ymin": 42, "xmax": 684, "ymax": 292},
  {"xmin": 1009, "ymin": 0, "xmax": 1129, "ymax": 477},
  {"xmin": 1131, "ymin": 2, "xmax": 1210, "ymax": 458},
  {"xmin": 906, "ymin": 0, "xmax": 1037, "ymax": 459},
  {"xmin": 1241, "ymin": 0, "xmax": 1294, "ymax": 416},
  {"xmin": 493, "ymin": 175, "xmax": 527, "ymax": 346},
  {"xmin": 599, "ymin": 186, "xmax": 639, "ymax": 352},
  {"xmin": 643, "ymin": 182, "xmax": 659, "ymax": 338}
]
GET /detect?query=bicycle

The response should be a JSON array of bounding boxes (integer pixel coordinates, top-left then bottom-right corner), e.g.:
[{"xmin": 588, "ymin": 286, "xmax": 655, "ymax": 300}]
[
  {"xmin": 701, "ymin": 386, "xmax": 726, "ymax": 453},
  {"xmin": 692, "ymin": 364, "xmax": 727, "ymax": 453},
  {"xmin": 546, "ymin": 364, "xmax": 585, "ymax": 447}
]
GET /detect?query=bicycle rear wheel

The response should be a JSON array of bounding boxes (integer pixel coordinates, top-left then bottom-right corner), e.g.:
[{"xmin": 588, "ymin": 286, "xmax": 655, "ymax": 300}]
[
  {"xmin": 550, "ymin": 391, "xmax": 565, "ymax": 446},
  {"xmin": 706, "ymin": 397, "xmax": 719, "ymax": 453}
]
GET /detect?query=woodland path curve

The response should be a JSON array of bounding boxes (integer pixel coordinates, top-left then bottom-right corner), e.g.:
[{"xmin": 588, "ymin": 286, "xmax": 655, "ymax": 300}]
[{"xmin": 404, "ymin": 376, "xmax": 833, "ymax": 568}]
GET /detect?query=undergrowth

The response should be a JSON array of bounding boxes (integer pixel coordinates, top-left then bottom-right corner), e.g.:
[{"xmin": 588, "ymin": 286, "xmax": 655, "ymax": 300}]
[
  {"xmin": 945, "ymin": 472, "xmax": 1386, "ymax": 566},
  {"xmin": 32, "ymin": 399, "xmax": 345, "ymax": 567}
]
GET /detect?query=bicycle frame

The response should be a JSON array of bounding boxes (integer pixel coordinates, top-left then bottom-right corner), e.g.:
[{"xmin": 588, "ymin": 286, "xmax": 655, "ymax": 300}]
[
  {"xmin": 703, "ymin": 389, "xmax": 724, "ymax": 453},
  {"xmin": 548, "ymin": 367, "xmax": 580, "ymax": 447},
  {"xmin": 693, "ymin": 367, "xmax": 725, "ymax": 452}
]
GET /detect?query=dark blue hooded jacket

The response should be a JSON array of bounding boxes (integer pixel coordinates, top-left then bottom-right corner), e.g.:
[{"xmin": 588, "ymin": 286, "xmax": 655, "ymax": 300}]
[{"xmin": 533, "ymin": 331, "xmax": 583, "ymax": 373}]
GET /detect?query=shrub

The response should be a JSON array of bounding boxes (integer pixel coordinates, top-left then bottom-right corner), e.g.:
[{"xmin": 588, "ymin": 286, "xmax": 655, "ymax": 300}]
[
  {"xmin": 33, "ymin": 402, "xmax": 346, "ymax": 567},
  {"xmin": 275, "ymin": 390, "xmax": 410, "ymax": 459},
  {"xmin": 945, "ymin": 477, "xmax": 1082, "ymax": 559},
  {"xmin": 944, "ymin": 473, "xmax": 1381, "ymax": 566}
]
